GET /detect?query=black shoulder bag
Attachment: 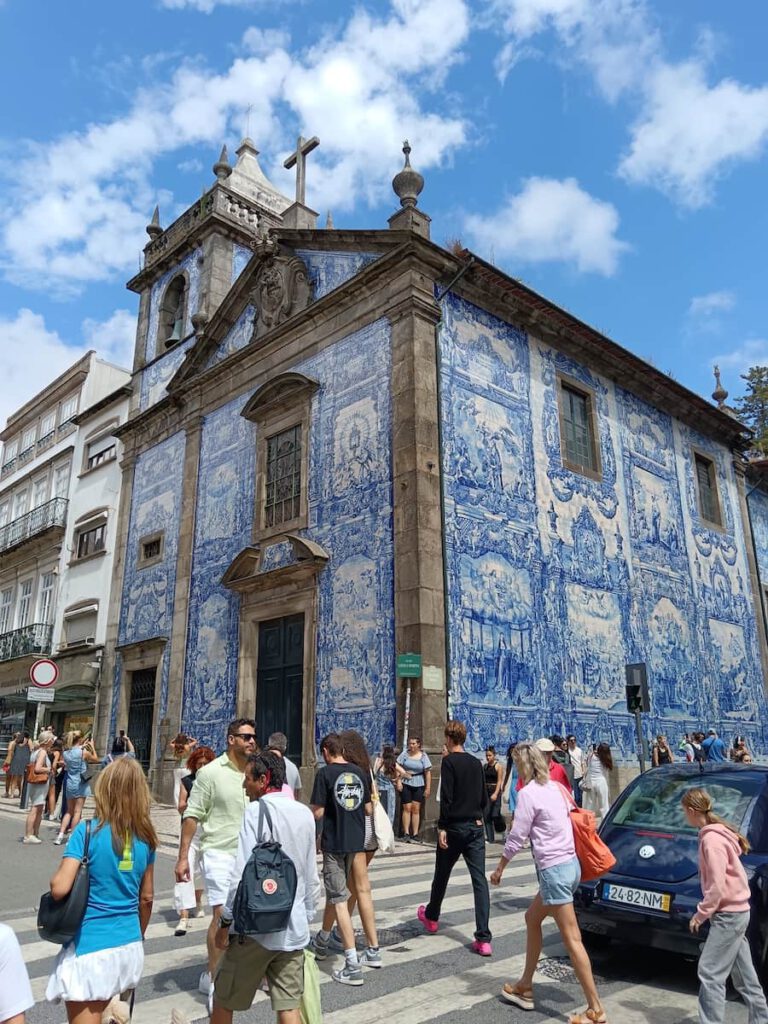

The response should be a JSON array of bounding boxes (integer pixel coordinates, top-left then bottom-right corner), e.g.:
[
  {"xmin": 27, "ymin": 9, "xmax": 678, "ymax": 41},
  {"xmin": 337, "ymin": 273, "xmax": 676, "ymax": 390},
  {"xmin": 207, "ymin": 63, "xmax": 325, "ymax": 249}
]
[{"xmin": 38, "ymin": 819, "xmax": 92, "ymax": 944}]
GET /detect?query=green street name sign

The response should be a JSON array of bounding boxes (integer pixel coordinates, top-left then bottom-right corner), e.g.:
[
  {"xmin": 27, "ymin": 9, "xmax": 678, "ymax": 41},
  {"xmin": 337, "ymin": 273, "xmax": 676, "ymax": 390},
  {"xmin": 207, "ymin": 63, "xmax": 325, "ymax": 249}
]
[{"xmin": 397, "ymin": 653, "xmax": 422, "ymax": 678}]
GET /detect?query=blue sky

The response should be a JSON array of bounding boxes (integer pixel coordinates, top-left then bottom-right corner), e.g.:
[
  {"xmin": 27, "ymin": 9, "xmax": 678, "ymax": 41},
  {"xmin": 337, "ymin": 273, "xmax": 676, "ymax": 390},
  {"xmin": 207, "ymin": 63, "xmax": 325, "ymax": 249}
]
[{"xmin": 1, "ymin": 0, "xmax": 768, "ymax": 427}]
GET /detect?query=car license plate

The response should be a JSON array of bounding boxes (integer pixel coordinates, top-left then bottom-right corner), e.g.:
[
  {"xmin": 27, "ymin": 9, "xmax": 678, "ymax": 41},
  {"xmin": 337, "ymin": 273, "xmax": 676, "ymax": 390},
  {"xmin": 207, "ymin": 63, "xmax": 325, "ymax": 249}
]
[{"xmin": 602, "ymin": 883, "xmax": 671, "ymax": 912}]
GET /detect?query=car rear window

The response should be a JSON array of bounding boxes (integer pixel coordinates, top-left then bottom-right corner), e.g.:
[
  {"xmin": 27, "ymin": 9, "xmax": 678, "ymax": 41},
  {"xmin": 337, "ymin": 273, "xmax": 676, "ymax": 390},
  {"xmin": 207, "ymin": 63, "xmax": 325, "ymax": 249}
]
[{"xmin": 611, "ymin": 773, "xmax": 762, "ymax": 835}]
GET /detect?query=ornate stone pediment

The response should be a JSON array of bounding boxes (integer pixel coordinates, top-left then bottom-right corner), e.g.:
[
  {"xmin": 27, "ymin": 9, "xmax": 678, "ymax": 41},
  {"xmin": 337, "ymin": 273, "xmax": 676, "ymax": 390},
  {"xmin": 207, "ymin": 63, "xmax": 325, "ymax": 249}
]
[
  {"xmin": 249, "ymin": 253, "xmax": 313, "ymax": 340},
  {"xmin": 221, "ymin": 534, "xmax": 329, "ymax": 594}
]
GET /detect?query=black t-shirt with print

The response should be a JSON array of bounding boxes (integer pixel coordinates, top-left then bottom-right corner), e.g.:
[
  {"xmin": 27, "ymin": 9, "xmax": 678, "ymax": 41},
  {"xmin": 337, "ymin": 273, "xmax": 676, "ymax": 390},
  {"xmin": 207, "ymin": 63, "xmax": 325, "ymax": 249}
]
[{"xmin": 311, "ymin": 761, "xmax": 371, "ymax": 854}]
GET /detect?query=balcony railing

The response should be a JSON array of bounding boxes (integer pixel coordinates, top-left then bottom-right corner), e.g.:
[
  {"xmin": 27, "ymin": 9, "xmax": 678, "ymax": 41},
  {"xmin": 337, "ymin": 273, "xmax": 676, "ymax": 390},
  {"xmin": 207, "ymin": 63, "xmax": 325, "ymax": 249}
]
[
  {"xmin": 0, "ymin": 497, "xmax": 68, "ymax": 555},
  {"xmin": 0, "ymin": 623, "xmax": 53, "ymax": 663}
]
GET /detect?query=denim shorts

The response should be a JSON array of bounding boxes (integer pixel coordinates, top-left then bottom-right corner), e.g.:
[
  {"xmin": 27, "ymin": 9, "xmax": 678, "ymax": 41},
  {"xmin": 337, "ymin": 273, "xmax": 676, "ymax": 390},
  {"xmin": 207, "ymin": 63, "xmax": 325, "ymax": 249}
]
[{"xmin": 538, "ymin": 856, "xmax": 581, "ymax": 906}]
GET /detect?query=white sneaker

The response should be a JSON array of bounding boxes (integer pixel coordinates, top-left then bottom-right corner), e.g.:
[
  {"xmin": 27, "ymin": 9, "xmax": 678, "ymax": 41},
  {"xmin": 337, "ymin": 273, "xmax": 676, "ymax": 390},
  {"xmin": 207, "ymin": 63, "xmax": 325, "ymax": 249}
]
[
  {"xmin": 174, "ymin": 918, "xmax": 188, "ymax": 936},
  {"xmin": 198, "ymin": 971, "xmax": 212, "ymax": 996},
  {"xmin": 22, "ymin": 835, "xmax": 42, "ymax": 844},
  {"xmin": 195, "ymin": 904, "xmax": 206, "ymax": 919}
]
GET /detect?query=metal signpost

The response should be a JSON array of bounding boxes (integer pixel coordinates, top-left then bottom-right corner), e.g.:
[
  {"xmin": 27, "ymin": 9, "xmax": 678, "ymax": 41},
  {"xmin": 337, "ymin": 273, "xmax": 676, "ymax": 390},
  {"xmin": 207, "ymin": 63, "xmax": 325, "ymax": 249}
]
[
  {"xmin": 397, "ymin": 653, "xmax": 422, "ymax": 747},
  {"xmin": 29, "ymin": 658, "xmax": 58, "ymax": 740}
]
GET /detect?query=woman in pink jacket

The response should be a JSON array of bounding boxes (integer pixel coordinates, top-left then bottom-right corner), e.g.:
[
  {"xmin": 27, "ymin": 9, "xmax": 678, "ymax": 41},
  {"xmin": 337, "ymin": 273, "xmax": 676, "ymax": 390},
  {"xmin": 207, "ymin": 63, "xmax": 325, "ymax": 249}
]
[{"xmin": 682, "ymin": 787, "xmax": 768, "ymax": 1024}]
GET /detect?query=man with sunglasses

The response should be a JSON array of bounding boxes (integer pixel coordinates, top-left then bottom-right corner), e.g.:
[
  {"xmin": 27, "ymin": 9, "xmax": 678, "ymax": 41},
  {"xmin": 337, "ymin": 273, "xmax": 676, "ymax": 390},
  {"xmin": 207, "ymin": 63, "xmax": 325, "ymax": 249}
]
[{"xmin": 175, "ymin": 718, "xmax": 258, "ymax": 997}]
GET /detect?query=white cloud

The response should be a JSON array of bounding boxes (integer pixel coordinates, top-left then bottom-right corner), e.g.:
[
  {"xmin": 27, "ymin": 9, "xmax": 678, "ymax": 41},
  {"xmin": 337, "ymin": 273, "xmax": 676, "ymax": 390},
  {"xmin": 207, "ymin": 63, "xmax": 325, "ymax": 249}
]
[
  {"xmin": 177, "ymin": 157, "xmax": 204, "ymax": 174},
  {"xmin": 619, "ymin": 62, "xmax": 768, "ymax": 207},
  {"xmin": 242, "ymin": 27, "xmax": 291, "ymax": 55},
  {"xmin": 0, "ymin": 0, "xmax": 469, "ymax": 291},
  {"xmin": 689, "ymin": 289, "xmax": 736, "ymax": 318},
  {"xmin": 82, "ymin": 309, "xmax": 136, "ymax": 368},
  {"xmin": 463, "ymin": 176, "xmax": 629, "ymax": 275},
  {"xmin": 490, "ymin": 0, "xmax": 768, "ymax": 207},
  {"xmin": 713, "ymin": 338, "xmax": 768, "ymax": 377},
  {"xmin": 0, "ymin": 308, "xmax": 132, "ymax": 431},
  {"xmin": 160, "ymin": 0, "xmax": 270, "ymax": 11}
]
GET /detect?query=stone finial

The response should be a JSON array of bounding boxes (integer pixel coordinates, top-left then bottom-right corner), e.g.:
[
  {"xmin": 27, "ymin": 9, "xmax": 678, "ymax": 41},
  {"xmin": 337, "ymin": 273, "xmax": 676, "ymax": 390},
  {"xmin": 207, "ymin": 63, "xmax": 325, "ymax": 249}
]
[
  {"xmin": 392, "ymin": 140, "xmax": 424, "ymax": 209},
  {"xmin": 146, "ymin": 205, "xmax": 163, "ymax": 240},
  {"xmin": 712, "ymin": 365, "xmax": 729, "ymax": 408},
  {"xmin": 213, "ymin": 144, "xmax": 232, "ymax": 182},
  {"xmin": 326, "ymin": 210, "xmax": 334, "ymax": 229}
]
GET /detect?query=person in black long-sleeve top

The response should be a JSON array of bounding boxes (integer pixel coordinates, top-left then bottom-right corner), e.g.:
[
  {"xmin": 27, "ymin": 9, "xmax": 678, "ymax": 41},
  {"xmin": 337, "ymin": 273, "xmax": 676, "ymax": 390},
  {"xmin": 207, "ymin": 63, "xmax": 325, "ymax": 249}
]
[{"xmin": 417, "ymin": 720, "xmax": 492, "ymax": 955}]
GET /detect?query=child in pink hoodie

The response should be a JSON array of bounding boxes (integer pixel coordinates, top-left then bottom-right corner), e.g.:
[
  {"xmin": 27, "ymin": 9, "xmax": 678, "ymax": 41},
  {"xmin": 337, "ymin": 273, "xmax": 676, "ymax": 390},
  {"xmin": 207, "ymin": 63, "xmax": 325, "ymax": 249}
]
[{"xmin": 681, "ymin": 787, "xmax": 768, "ymax": 1024}]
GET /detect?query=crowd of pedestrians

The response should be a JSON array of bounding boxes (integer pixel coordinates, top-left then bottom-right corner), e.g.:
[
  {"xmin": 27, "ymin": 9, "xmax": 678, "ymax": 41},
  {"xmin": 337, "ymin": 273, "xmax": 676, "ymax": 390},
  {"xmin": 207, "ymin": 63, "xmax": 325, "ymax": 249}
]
[{"xmin": 2, "ymin": 715, "xmax": 765, "ymax": 1024}]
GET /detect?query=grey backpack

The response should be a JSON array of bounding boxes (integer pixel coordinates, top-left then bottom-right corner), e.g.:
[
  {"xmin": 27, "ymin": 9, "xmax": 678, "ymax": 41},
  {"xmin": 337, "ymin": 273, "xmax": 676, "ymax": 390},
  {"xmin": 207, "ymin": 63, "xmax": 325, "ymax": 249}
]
[{"xmin": 232, "ymin": 801, "xmax": 297, "ymax": 936}]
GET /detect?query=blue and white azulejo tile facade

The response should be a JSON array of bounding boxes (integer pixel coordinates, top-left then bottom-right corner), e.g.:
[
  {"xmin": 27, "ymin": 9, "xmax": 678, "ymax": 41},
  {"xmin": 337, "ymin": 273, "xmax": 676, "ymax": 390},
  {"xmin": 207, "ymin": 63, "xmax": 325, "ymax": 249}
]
[
  {"xmin": 111, "ymin": 431, "xmax": 186, "ymax": 740},
  {"xmin": 439, "ymin": 292, "xmax": 767, "ymax": 759}
]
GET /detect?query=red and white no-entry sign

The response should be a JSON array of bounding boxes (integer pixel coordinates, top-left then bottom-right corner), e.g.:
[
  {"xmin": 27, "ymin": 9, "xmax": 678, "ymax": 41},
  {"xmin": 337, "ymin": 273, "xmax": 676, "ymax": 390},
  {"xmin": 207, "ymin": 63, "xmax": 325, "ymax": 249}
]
[{"xmin": 29, "ymin": 658, "xmax": 59, "ymax": 688}]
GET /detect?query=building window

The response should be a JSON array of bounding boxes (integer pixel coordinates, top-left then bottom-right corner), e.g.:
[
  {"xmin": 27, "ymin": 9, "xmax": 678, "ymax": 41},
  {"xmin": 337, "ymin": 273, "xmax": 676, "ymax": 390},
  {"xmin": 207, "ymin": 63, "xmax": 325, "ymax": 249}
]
[
  {"xmin": 558, "ymin": 378, "xmax": 601, "ymax": 478},
  {"xmin": 40, "ymin": 412, "xmax": 56, "ymax": 440},
  {"xmin": 38, "ymin": 572, "xmax": 56, "ymax": 625},
  {"xmin": 265, "ymin": 425, "xmax": 302, "ymax": 528},
  {"xmin": 0, "ymin": 503, "xmax": 8, "ymax": 528},
  {"xmin": 2, "ymin": 440, "xmax": 17, "ymax": 474},
  {"xmin": 138, "ymin": 531, "xmax": 164, "ymax": 568},
  {"xmin": 53, "ymin": 463, "xmax": 71, "ymax": 499},
  {"xmin": 694, "ymin": 452, "xmax": 722, "ymax": 527},
  {"xmin": 159, "ymin": 275, "xmax": 187, "ymax": 350},
  {"xmin": 32, "ymin": 477, "xmax": 48, "ymax": 509},
  {"xmin": 86, "ymin": 437, "xmax": 117, "ymax": 471},
  {"xmin": 0, "ymin": 588, "xmax": 13, "ymax": 634},
  {"xmin": 13, "ymin": 489, "xmax": 29, "ymax": 520},
  {"xmin": 75, "ymin": 522, "xmax": 106, "ymax": 560},
  {"xmin": 60, "ymin": 394, "xmax": 79, "ymax": 424},
  {"xmin": 62, "ymin": 605, "xmax": 97, "ymax": 647},
  {"xmin": 17, "ymin": 579, "xmax": 33, "ymax": 627},
  {"xmin": 20, "ymin": 426, "xmax": 36, "ymax": 454}
]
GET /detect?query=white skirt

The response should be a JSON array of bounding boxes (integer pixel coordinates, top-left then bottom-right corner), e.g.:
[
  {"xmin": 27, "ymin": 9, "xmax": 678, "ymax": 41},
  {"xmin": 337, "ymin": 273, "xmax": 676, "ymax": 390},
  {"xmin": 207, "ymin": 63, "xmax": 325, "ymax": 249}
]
[{"xmin": 46, "ymin": 940, "xmax": 144, "ymax": 1002}]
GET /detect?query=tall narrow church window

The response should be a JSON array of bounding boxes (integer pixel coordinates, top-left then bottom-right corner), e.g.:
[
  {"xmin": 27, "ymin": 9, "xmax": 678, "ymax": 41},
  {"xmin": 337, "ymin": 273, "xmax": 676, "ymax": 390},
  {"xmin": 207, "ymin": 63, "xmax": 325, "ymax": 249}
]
[
  {"xmin": 694, "ymin": 452, "xmax": 722, "ymax": 527},
  {"xmin": 265, "ymin": 426, "xmax": 302, "ymax": 527},
  {"xmin": 159, "ymin": 276, "xmax": 186, "ymax": 350},
  {"xmin": 558, "ymin": 378, "xmax": 600, "ymax": 478}
]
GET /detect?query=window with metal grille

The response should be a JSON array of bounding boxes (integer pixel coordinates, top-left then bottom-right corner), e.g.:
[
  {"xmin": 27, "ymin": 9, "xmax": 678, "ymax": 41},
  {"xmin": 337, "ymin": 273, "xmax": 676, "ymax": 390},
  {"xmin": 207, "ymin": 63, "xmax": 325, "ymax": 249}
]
[
  {"xmin": 76, "ymin": 523, "xmax": 106, "ymax": 559},
  {"xmin": 17, "ymin": 579, "xmax": 33, "ymax": 627},
  {"xmin": 694, "ymin": 453, "xmax": 722, "ymax": 527},
  {"xmin": 143, "ymin": 538, "xmax": 161, "ymax": 560},
  {"xmin": 265, "ymin": 425, "xmax": 302, "ymax": 527},
  {"xmin": 560, "ymin": 382, "xmax": 599, "ymax": 474}
]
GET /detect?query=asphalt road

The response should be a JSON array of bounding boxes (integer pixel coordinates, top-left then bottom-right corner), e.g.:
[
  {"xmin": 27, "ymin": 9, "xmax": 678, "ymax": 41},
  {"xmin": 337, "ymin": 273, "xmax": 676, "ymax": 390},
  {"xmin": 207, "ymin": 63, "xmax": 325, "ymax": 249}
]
[{"xmin": 0, "ymin": 803, "xmax": 758, "ymax": 1024}]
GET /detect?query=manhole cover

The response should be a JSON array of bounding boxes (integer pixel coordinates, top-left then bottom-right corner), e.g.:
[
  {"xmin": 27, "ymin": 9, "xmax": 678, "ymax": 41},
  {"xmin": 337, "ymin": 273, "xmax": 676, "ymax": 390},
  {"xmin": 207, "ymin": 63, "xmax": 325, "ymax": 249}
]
[{"xmin": 375, "ymin": 923, "xmax": 422, "ymax": 946}]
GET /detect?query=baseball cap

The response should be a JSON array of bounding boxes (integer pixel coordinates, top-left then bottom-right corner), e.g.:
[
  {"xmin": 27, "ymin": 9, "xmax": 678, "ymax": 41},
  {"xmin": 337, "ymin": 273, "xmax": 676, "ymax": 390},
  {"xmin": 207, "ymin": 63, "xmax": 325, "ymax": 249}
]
[{"xmin": 535, "ymin": 737, "xmax": 555, "ymax": 753}]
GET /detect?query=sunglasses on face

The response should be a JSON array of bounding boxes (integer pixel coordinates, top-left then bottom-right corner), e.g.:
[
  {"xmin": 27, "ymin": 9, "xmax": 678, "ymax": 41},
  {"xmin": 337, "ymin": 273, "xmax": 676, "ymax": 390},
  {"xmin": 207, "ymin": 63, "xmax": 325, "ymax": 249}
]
[{"xmin": 232, "ymin": 733, "xmax": 257, "ymax": 741}]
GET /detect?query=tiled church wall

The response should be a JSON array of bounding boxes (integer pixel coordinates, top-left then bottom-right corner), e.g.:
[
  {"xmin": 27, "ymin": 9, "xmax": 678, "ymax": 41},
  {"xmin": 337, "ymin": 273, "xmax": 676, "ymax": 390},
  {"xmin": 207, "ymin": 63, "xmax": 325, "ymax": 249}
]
[{"xmin": 439, "ymin": 293, "xmax": 767, "ymax": 761}]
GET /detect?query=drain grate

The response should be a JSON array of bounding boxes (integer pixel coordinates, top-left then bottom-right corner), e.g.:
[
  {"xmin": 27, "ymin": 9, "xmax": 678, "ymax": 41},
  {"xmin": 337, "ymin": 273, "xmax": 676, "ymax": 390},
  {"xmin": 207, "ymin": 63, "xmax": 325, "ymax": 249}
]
[{"xmin": 537, "ymin": 956, "xmax": 605, "ymax": 985}]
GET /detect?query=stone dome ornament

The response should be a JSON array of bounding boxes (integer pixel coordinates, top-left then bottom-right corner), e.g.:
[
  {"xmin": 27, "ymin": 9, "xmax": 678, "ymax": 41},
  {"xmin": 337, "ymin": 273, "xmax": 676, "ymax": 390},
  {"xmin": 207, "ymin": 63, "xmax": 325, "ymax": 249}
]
[
  {"xmin": 392, "ymin": 141, "xmax": 424, "ymax": 209},
  {"xmin": 712, "ymin": 365, "xmax": 728, "ymax": 408},
  {"xmin": 146, "ymin": 205, "xmax": 162, "ymax": 241},
  {"xmin": 213, "ymin": 144, "xmax": 233, "ymax": 182}
]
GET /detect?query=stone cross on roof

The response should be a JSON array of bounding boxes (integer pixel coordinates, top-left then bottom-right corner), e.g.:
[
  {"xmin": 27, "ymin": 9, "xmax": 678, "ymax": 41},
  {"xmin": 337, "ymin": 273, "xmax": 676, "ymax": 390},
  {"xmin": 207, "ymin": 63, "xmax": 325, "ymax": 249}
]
[{"xmin": 284, "ymin": 135, "xmax": 320, "ymax": 206}]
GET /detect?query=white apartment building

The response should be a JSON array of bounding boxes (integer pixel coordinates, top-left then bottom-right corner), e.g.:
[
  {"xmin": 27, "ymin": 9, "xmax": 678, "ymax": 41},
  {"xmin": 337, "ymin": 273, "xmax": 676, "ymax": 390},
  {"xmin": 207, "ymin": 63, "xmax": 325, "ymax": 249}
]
[{"xmin": 0, "ymin": 351, "xmax": 130, "ymax": 750}]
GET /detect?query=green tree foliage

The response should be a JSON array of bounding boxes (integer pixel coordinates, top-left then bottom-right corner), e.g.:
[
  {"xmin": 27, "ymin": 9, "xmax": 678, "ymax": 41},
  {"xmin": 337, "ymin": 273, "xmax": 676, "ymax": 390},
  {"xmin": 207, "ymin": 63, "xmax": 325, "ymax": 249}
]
[{"xmin": 734, "ymin": 366, "xmax": 768, "ymax": 454}]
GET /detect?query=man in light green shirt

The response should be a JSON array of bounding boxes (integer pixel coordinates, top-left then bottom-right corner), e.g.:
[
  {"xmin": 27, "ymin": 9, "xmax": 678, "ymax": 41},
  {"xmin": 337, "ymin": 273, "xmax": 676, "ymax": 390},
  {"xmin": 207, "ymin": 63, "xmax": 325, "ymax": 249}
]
[{"xmin": 175, "ymin": 717, "xmax": 257, "ymax": 995}]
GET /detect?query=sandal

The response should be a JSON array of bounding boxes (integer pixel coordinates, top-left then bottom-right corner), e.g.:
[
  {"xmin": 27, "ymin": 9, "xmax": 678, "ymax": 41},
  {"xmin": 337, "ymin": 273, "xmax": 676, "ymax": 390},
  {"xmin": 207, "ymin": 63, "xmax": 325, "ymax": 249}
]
[
  {"xmin": 568, "ymin": 1009, "xmax": 607, "ymax": 1024},
  {"xmin": 501, "ymin": 983, "xmax": 535, "ymax": 1011}
]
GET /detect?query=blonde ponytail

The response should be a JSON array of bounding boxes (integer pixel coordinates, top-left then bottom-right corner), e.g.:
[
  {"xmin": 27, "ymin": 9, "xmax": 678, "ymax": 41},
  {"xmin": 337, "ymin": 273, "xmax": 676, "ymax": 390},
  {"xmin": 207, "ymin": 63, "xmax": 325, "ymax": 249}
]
[{"xmin": 682, "ymin": 787, "xmax": 750, "ymax": 855}]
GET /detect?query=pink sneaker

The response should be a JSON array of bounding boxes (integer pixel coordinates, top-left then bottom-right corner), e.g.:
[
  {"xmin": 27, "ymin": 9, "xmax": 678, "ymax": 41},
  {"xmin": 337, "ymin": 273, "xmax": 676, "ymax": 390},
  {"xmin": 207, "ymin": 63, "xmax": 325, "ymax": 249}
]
[
  {"xmin": 471, "ymin": 940, "xmax": 492, "ymax": 956},
  {"xmin": 417, "ymin": 905, "xmax": 438, "ymax": 934}
]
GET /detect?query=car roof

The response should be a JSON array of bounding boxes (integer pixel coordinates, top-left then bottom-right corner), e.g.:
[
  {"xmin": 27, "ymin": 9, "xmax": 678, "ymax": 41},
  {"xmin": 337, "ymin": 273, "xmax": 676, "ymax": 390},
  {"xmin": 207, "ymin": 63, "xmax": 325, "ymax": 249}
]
[{"xmin": 641, "ymin": 764, "xmax": 768, "ymax": 782}]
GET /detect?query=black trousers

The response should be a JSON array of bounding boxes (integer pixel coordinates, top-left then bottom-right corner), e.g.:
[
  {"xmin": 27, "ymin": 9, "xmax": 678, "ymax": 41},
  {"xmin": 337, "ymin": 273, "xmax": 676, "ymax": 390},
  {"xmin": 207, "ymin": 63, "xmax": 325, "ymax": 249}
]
[
  {"xmin": 484, "ymin": 793, "xmax": 502, "ymax": 842},
  {"xmin": 425, "ymin": 821, "xmax": 491, "ymax": 942}
]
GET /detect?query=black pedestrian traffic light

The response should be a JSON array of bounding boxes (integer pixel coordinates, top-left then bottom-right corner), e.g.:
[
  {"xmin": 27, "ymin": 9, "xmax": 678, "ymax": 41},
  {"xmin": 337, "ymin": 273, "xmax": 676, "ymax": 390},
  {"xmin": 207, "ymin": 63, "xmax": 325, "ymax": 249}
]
[{"xmin": 625, "ymin": 662, "xmax": 649, "ymax": 714}]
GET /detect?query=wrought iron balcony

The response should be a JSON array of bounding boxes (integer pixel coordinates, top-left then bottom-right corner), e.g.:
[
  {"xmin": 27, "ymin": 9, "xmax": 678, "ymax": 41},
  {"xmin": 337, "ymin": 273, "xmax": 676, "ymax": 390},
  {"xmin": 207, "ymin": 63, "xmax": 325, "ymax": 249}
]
[
  {"xmin": 0, "ymin": 497, "xmax": 68, "ymax": 555},
  {"xmin": 0, "ymin": 623, "xmax": 53, "ymax": 662}
]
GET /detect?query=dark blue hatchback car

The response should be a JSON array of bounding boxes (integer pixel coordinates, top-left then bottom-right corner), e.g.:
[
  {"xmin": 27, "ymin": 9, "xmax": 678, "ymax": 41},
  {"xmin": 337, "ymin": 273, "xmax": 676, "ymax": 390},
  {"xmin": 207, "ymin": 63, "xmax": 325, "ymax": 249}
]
[{"xmin": 574, "ymin": 763, "xmax": 768, "ymax": 979}]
